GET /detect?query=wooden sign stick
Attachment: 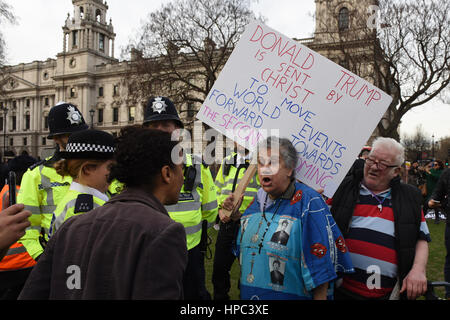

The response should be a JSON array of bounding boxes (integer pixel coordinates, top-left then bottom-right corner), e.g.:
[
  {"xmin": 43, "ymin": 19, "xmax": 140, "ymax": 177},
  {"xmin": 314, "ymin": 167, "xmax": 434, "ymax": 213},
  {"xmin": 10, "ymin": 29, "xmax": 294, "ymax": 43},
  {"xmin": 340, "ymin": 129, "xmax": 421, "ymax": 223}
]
[{"xmin": 222, "ymin": 163, "xmax": 258, "ymax": 217}]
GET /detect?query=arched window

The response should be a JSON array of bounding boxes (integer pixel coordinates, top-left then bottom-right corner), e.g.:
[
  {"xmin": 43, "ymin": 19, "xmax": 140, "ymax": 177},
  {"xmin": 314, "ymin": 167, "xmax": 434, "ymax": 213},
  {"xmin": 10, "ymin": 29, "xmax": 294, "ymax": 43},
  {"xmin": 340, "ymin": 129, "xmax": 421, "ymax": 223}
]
[
  {"xmin": 80, "ymin": 7, "xmax": 84, "ymax": 19},
  {"xmin": 99, "ymin": 33, "xmax": 105, "ymax": 52},
  {"xmin": 338, "ymin": 7, "xmax": 349, "ymax": 31},
  {"xmin": 96, "ymin": 9, "xmax": 101, "ymax": 22}
]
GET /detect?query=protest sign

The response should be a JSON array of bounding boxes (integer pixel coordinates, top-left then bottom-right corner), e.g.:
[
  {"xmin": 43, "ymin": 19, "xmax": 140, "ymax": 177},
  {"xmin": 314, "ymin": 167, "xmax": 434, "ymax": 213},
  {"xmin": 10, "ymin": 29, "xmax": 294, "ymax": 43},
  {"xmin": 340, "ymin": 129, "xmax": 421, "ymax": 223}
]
[{"xmin": 196, "ymin": 20, "xmax": 392, "ymax": 197}]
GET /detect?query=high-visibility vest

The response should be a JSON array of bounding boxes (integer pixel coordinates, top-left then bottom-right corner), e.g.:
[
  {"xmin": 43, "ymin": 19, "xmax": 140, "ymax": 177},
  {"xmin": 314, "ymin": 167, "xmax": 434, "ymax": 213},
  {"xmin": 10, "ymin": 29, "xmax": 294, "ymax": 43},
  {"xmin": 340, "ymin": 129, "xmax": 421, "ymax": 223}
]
[
  {"xmin": 17, "ymin": 157, "xmax": 72, "ymax": 260},
  {"xmin": 0, "ymin": 184, "xmax": 17, "ymax": 210},
  {"xmin": 107, "ymin": 179, "xmax": 124, "ymax": 197},
  {"xmin": 0, "ymin": 185, "xmax": 37, "ymax": 271},
  {"xmin": 215, "ymin": 153, "xmax": 260, "ymax": 214},
  {"xmin": 49, "ymin": 182, "xmax": 109, "ymax": 237},
  {"xmin": 165, "ymin": 154, "xmax": 218, "ymax": 250}
]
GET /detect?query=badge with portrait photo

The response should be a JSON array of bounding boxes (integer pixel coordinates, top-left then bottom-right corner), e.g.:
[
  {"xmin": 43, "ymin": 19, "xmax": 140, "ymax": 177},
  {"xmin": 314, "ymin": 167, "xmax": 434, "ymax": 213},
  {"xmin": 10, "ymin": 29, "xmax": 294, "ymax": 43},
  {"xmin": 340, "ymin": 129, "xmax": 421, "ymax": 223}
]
[
  {"xmin": 269, "ymin": 217, "xmax": 294, "ymax": 247},
  {"xmin": 268, "ymin": 255, "xmax": 286, "ymax": 290}
]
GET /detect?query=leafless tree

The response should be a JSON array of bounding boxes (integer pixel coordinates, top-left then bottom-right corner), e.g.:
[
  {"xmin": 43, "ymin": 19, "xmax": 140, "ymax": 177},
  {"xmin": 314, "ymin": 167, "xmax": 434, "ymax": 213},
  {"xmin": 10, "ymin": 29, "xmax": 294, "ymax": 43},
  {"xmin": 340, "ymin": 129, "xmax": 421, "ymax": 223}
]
[
  {"xmin": 0, "ymin": 1, "xmax": 16, "ymax": 106},
  {"xmin": 435, "ymin": 136, "xmax": 450, "ymax": 164},
  {"xmin": 401, "ymin": 124, "xmax": 431, "ymax": 161},
  {"xmin": 123, "ymin": 0, "xmax": 260, "ymax": 127},
  {"xmin": 0, "ymin": 0, "xmax": 16, "ymax": 66}
]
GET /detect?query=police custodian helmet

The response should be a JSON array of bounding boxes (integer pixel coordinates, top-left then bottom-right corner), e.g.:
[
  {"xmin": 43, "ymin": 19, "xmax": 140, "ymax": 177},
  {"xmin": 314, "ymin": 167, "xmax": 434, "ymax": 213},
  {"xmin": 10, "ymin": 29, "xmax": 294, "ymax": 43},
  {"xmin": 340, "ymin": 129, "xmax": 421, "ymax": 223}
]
[
  {"xmin": 143, "ymin": 96, "xmax": 184, "ymax": 128},
  {"xmin": 47, "ymin": 102, "xmax": 89, "ymax": 139},
  {"xmin": 59, "ymin": 129, "xmax": 115, "ymax": 160}
]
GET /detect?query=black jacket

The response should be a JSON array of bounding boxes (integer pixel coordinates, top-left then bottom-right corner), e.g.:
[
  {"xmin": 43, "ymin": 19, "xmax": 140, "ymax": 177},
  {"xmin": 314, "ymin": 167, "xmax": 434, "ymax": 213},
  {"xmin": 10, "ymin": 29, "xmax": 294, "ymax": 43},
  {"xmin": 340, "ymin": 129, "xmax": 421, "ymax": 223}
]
[
  {"xmin": 331, "ymin": 169, "xmax": 423, "ymax": 289},
  {"xmin": 431, "ymin": 168, "xmax": 450, "ymax": 217}
]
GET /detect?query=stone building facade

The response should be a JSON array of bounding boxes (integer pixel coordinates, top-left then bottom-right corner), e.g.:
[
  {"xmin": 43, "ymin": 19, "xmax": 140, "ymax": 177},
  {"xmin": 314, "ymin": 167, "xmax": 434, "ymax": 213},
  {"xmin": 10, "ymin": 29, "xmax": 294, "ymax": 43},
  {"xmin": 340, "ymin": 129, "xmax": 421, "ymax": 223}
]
[{"xmin": 0, "ymin": 0, "xmax": 383, "ymax": 160}]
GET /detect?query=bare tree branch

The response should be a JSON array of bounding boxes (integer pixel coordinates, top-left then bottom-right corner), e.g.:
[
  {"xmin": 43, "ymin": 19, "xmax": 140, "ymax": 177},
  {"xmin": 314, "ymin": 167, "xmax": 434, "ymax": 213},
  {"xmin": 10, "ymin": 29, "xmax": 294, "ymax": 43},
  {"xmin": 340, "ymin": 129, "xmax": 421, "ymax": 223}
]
[{"xmin": 122, "ymin": 0, "xmax": 260, "ymax": 127}]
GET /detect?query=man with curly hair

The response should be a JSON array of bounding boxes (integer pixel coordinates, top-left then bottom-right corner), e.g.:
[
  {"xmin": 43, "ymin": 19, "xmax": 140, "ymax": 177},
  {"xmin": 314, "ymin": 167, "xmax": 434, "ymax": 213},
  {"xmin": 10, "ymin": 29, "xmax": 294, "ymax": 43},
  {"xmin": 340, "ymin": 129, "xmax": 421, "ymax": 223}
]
[
  {"xmin": 143, "ymin": 96, "xmax": 218, "ymax": 300},
  {"xmin": 19, "ymin": 127, "xmax": 187, "ymax": 299}
]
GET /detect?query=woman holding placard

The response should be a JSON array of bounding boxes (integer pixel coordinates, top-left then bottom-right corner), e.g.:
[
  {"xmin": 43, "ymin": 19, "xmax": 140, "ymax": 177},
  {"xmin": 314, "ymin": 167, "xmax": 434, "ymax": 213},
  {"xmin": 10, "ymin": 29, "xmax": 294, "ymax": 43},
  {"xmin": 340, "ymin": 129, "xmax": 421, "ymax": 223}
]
[{"xmin": 227, "ymin": 136, "xmax": 354, "ymax": 299}]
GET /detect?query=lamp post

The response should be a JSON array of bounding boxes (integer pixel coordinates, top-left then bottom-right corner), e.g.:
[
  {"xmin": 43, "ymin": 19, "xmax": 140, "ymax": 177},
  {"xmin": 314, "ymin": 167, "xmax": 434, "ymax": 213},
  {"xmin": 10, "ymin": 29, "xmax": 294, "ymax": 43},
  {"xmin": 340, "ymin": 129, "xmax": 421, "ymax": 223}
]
[
  {"xmin": 432, "ymin": 134, "xmax": 435, "ymax": 159},
  {"xmin": 89, "ymin": 108, "xmax": 95, "ymax": 129}
]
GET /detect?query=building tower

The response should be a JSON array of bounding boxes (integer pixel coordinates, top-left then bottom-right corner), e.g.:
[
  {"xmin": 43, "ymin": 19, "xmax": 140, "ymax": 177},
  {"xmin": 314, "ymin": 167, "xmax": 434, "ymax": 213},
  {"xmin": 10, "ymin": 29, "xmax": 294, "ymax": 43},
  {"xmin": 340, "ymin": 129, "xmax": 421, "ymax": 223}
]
[
  {"xmin": 308, "ymin": 0, "xmax": 391, "ymax": 141},
  {"xmin": 53, "ymin": 0, "xmax": 117, "ymax": 116},
  {"xmin": 313, "ymin": 0, "xmax": 379, "ymax": 44}
]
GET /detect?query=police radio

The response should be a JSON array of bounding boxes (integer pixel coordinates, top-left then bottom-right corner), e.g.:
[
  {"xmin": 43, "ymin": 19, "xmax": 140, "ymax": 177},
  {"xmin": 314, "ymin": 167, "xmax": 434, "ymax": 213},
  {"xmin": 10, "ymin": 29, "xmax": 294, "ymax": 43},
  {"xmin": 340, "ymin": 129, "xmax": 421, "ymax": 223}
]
[
  {"xmin": 183, "ymin": 166, "xmax": 197, "ymax": 192},
  {"xmin": 8, "ymin": 171, "xmax": 17, "ymax": 206}
]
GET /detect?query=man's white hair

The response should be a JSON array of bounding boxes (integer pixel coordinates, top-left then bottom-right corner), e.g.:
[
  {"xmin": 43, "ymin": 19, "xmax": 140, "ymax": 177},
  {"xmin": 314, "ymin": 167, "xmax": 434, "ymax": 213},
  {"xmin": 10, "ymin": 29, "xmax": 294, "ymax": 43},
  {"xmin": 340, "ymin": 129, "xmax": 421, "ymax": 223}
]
[{"xmin": 370, "ymin": 137, "xmax": 405, "ymax": 166}]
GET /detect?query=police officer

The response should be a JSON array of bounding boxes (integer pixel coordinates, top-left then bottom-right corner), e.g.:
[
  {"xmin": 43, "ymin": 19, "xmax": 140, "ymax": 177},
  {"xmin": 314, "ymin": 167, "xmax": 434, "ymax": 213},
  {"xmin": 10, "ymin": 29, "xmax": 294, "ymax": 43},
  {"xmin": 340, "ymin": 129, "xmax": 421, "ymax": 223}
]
[
  {"xmin": 212, "ymin": 144, "xmax": 259, "ymax": 300},
  {"xmin": 17, "ymin": 102, "xmax": 88, "ymax": 260},
  {"xmin": 49, "ymin": 129, "xmax": 115, "ymax": 237},
  {"xmin": 143, "ymin": 96, "xmax": 218, "ymax": 300},
  {"xmin": 0, "ymin": 154, "xmax": 38, "ymax": 300}
]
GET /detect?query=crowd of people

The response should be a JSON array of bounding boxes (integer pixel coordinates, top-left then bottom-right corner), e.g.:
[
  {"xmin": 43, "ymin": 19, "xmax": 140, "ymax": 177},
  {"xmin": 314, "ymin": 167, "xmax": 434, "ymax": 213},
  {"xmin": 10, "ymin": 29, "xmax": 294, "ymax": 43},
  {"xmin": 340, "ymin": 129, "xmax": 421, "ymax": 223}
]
[
  {"xmin": 405, "ymin": 160, "xmax": 447, "ymax": 222},
  {"xmin": 0, "ymin": 97, "xmax": 448, "ymax": 300}
]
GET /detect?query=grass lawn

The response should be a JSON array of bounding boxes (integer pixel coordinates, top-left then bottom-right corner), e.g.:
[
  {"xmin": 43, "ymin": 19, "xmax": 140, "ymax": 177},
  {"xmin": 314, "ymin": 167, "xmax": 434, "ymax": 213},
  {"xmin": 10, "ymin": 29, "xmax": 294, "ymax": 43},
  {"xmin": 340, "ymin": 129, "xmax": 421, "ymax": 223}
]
[
  {"xmin": 424, "ymin": 219, "xmax": 447, "ymax": 299},
  {"xmin": 204, "ymin": 226, "xmax": 241, "ymax": 300},
  {"xmin": 204, "ymin": 218, "xmax": 448, "ymax": 300}
]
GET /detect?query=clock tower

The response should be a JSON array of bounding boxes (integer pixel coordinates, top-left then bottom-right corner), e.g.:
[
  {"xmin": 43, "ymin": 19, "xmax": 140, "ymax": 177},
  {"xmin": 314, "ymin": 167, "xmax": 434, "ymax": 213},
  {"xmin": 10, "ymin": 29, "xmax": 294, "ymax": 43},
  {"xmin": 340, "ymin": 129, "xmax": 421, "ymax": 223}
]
[{"xmin": 54, "ymin": 0, "xmax": 117, "ymax": 115}]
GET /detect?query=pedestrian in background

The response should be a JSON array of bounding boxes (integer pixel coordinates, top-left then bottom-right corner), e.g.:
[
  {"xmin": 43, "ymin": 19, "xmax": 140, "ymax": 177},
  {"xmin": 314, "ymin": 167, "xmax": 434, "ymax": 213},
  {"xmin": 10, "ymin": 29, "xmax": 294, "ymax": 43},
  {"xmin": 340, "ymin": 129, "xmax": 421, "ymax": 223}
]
[
  {"xmin": 425, "ymin": 160, "xmax": 445, "ymax": 223},
  {"xmin": 428, "ymin": 168, "xmax": 450, "ymax": 299}
]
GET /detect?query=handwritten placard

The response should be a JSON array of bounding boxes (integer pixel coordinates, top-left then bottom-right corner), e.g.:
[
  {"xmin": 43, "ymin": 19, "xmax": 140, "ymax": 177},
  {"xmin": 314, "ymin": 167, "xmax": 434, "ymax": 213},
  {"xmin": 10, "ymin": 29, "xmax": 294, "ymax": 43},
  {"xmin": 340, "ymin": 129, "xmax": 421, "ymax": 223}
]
[{"xmin": 197, "ymin": 21, "xmax": 392, "ymax": 197}]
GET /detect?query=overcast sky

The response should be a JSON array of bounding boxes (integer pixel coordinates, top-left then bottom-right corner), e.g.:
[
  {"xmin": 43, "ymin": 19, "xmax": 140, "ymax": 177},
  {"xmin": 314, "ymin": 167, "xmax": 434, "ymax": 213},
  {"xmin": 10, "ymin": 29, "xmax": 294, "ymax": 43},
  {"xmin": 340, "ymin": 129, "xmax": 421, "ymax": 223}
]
[{"xmin": 2, "ymin": 0, "xmax": 449, "ymax": 141}]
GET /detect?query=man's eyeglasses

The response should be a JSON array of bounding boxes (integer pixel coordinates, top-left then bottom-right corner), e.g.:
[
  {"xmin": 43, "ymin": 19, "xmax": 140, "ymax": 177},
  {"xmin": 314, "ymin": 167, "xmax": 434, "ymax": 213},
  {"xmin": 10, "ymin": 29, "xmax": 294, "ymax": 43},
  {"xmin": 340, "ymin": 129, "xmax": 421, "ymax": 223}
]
[{"xmin": 366, "ymin": 158, "xmax": 399, "ymax": 170}]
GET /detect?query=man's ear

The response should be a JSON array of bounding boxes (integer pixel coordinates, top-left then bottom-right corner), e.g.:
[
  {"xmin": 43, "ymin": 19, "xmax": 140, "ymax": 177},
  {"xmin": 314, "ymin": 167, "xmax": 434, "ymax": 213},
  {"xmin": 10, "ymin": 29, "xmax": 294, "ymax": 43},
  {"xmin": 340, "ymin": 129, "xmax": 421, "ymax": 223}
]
[{"xmin": 160, "ymin": 165, "xmax": 171, "ymax": 184}]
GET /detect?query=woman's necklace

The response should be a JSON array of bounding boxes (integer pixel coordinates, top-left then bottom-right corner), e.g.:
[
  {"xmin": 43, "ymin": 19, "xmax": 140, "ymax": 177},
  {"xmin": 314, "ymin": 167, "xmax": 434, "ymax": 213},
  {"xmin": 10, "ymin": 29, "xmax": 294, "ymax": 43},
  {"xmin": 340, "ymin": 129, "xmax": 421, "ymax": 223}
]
[
  {"xmin": 246, "ymin": 188, "xmax": 289, "ymax": 284},
  {"xmin": 251, "ymin": 194, "xmax": 269, "ymax": 243},
  {"xmin": 252, "ymin": 193, "xmax": 283, "ymax": 253}
]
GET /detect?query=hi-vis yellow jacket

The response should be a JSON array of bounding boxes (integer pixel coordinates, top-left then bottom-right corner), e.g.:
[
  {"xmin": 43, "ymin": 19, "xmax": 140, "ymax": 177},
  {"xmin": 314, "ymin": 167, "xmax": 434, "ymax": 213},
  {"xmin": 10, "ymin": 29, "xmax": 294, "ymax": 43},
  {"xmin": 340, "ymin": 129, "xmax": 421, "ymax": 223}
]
[
  {"xmin": 49, "ymin": 181, "xmax": 110, "ymax": 237},
  {"xmin": 215, "ymin": 153, "xmax": 260, "ymax": 215},
  {"xmin": 17, "ymin": 157, "xmax": 71, "ymax": 260},
  {"xmin": 165, "ymin": 154, "xmax": 218, "ymax": 250}
]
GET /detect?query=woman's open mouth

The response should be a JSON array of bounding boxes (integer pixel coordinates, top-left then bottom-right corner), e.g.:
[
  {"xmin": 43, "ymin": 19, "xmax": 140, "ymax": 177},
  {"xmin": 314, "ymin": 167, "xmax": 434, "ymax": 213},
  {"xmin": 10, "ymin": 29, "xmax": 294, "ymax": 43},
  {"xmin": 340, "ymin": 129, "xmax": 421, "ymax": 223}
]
[{"xmin": 261, "ymin": 176, "xmax": 272, "ymax": 187}]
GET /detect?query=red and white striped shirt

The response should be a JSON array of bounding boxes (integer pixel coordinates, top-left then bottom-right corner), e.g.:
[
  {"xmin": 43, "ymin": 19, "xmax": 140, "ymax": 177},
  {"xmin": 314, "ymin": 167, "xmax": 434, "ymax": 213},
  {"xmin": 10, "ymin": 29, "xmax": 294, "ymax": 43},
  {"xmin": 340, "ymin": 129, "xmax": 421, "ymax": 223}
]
[{"xmin": 341, "ymin": 185, "xmax": 430, "ymax": 298}]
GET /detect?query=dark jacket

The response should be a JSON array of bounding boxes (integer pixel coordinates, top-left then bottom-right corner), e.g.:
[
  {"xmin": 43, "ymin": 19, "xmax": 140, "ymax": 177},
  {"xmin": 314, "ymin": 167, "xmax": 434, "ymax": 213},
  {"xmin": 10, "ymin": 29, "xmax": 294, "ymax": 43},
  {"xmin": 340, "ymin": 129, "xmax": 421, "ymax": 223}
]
[
  {"xmin": 431, "ymin": 168, "xmax": 450, "ymax": 218},
  {"xmin": 331, "ymin": 169, "xmax": 423, "ymax": 294},
  {"xmin": 19, "ymin": 187, "xmax": 188, "ymax": 300}
]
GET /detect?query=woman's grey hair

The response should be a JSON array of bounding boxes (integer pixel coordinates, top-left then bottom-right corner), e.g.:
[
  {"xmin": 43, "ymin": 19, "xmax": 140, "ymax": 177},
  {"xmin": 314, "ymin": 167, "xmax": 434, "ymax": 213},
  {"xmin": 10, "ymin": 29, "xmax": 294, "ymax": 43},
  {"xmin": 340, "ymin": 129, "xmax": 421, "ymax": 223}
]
[
  {"xmin": 370, "ymin": 137, "xmax": 405, "ymax": 166},
  {"xmin": 257, "ymin": 136, "xmax": 298, "ymax": 179}
]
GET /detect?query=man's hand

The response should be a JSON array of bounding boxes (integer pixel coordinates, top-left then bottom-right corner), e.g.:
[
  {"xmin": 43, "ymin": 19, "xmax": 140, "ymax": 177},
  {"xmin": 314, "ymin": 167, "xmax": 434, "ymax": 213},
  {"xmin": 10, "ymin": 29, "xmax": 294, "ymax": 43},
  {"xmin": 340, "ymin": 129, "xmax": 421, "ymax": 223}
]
[
  {"xmin": 399, "ymin": 240, "xmax": 428, "ymax": 300},
  {"xmin": 0, "ymin": 204, "xmax": 31, "ymax": 251},
  {"xmin": 400, "ymin": 267, "xmax": 427, "ymax": 300},
  {"xmin": 428, "ymin": 199, "xmax": 441, "ymax": 209}
]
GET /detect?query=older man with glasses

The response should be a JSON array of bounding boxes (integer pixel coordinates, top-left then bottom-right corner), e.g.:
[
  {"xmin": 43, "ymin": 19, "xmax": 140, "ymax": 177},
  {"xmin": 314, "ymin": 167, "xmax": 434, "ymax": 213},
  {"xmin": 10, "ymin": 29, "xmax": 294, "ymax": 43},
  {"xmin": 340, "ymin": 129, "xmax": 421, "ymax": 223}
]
[{"xmin": 330, "ymin": 137, "xmax": 431, "ymax": 300}]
